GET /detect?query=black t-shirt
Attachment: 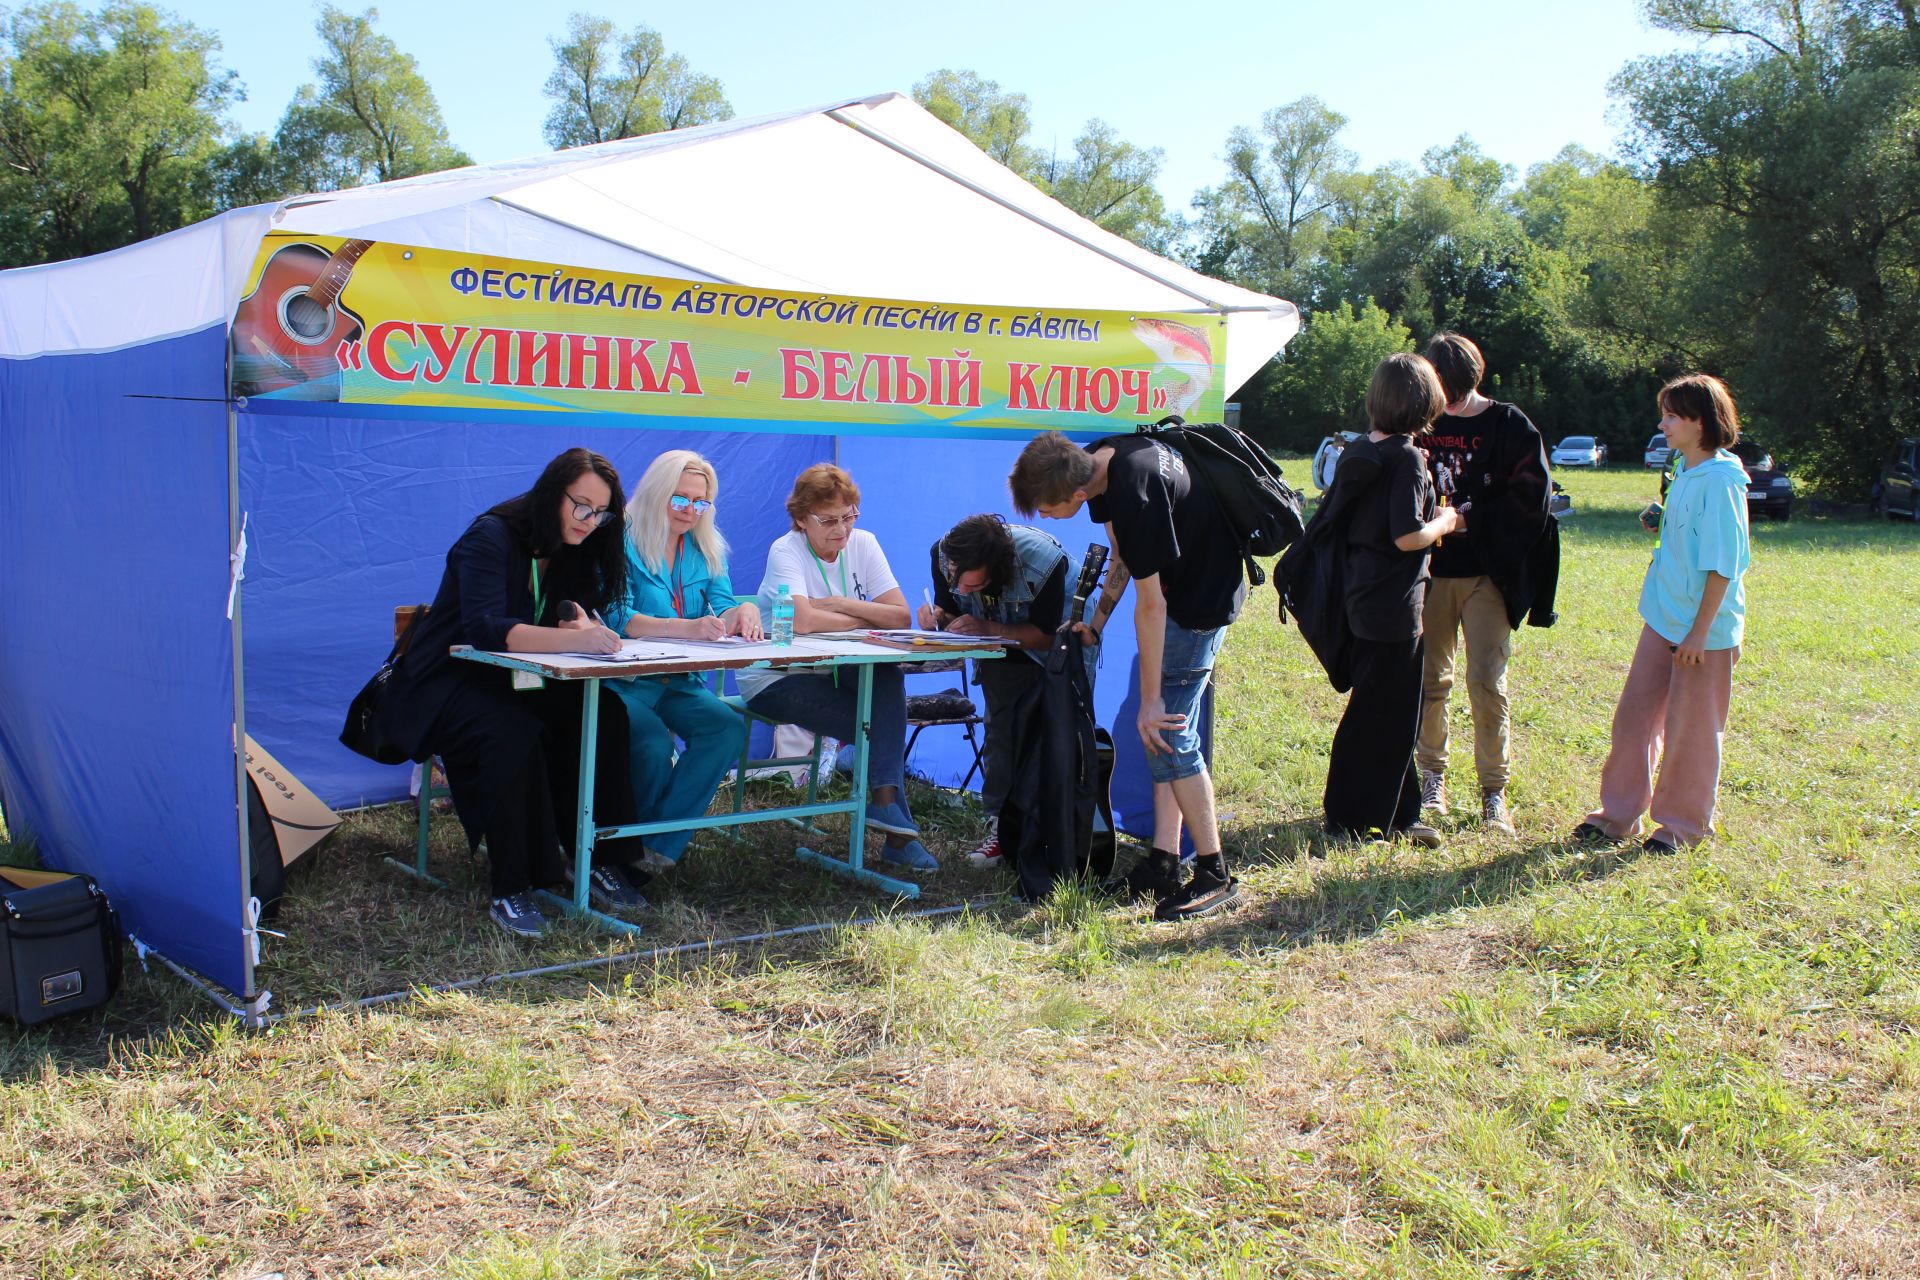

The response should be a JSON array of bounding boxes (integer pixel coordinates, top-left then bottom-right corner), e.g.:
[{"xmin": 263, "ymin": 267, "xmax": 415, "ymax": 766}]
[
  {"xmin": 1085, "ymin": 437, "xmax": 1247, "ymax": 630},
  {"xmin": 1415, "ymin": 401, "xmax": 1535, "ymax": 578},
  {"xmin": 1340, "ymin": 434, "xmax": 1436, "ymax": 641}
]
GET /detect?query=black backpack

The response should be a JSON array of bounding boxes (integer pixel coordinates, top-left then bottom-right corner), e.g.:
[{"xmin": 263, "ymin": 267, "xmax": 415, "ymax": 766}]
[{"xmin": 1115, "ymin": 416, "xmax": 1305, "ymax": 587}]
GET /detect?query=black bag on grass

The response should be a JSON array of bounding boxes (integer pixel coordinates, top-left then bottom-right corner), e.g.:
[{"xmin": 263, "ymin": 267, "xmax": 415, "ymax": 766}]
[{"xmin": 0, "ymin": 866, "xmax": 123, "ymax": 1026}]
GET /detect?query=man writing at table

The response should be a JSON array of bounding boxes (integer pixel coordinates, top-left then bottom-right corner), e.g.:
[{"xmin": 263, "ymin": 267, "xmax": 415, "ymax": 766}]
[{"xmin": 917, "ymin": 514, "xmax": 1094, "ymax": 868}]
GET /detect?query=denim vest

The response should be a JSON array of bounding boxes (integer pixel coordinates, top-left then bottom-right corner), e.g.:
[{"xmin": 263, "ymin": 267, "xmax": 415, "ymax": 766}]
[{"xmin": 946, "ymin": 524, "xmax": 1088, "ymax": 661}]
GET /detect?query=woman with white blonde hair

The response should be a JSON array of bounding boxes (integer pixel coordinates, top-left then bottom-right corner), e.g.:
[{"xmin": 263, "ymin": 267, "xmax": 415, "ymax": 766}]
[{"xmin": 604, "ymin": 449, "xmax": 760, "ymax": 869}]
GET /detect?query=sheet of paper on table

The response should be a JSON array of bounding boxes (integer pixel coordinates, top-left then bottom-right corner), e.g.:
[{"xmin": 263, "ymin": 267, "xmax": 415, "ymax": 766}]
[{"xmin": 556, "ymin": 639, "xmax": 695, "ymax": 662}]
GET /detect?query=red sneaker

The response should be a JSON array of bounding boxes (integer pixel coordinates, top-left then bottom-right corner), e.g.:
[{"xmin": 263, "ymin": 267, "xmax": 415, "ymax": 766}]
[{"xmin": 966, "ymin": 832, "xmax": 1002, "ymax": 867}]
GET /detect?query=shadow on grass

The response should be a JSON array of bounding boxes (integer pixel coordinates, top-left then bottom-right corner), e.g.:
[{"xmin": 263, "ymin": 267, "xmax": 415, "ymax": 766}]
[
  {"xmin": 1105, "ymin": 821, "xmax": 1661, "ymax": 964},
  {"xmin": 0, "ymin": 774, "xmax": 1013, "ymax": 1080}
]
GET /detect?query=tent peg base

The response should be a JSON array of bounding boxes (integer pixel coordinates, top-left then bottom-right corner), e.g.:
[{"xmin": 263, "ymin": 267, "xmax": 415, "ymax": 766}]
[{"xmin": 795, "ymin": 845, "xmax": 921, "ymax": 900}]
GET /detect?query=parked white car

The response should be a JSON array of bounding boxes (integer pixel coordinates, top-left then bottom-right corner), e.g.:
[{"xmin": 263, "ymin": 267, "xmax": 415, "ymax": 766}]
[
  {"xmin": 1551, "ymin": 436, "xmax": 1608, "ymax": 468},
  {"xmin": 1312, "ymin": 432, "xmax": 1360, "ymax": 491},
  {"xmin": 1644, "ymin": 433, "xmax": 1672, "ymax": 469}
]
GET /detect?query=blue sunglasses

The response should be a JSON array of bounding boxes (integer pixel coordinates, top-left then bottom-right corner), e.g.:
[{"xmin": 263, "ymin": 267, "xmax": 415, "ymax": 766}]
[{"xmin": 669, "ymin": 494, "xmax": 713, "ymax": 515}]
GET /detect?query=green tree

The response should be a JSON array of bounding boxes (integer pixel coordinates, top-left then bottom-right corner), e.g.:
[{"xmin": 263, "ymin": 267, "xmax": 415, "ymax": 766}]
[
  {"xmin": 1614, "ymin": 0, "xmax": 1920, "ymax": 490},
  {"xmin": 912, "ymin": 68, "xmax": 1042, "ymax": 177},
  {"xmin": 540, "ymin": 13, "xmax": 730, "ymax": 150},
  {"xmin": 1033, "ymin": 119, "xmax": 1170, "ymax": 246},
  {"xmin": 1248, "ymin": 298, "xmax": 1412, "ymax": 450},
  {"xmin": 1195, "ymin": 96, "xmax": 1355, "ymax": 300},
  {"xmin": 0, "ymin": 1, "xmax": 237, "ymax": 266},
  {"xmin": 272, "ymin": 6, "xmax": 469, "ymax": 193}
]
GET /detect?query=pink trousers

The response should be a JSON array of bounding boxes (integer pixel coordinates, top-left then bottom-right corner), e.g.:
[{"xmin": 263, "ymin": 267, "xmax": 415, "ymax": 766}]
[{"xmin": 1584, "ymin": 624, "xmax": 1739, "ymax": 847}]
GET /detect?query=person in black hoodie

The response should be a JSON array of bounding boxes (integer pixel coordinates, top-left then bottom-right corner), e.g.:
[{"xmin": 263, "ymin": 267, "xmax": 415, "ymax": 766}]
[
  {"xmin": 378, "ymin": 447, "xmax": 651, "ymax": 939},
  {"xmin": 1414, "ymin": 333, "xmax": 1556, "ymax": 835},
  {"xmin": 1322, "ymin": 355, "xmax": 1463, "ymax": 846}
]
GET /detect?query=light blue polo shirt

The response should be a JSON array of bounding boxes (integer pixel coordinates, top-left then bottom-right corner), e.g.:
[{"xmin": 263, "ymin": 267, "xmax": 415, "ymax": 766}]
[{"xmin": 1639, "ymin": 450, "xmax": 1750, "ymax": 649}]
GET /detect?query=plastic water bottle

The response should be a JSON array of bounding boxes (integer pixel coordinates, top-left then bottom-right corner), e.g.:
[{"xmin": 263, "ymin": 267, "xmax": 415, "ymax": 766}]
[{"xmin": 771, "ymin": 583, "xmax": 795, "ymax": 646}]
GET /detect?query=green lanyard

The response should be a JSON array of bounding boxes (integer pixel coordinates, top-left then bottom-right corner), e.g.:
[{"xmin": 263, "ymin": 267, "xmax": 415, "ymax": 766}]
[
  {"xmin": 805, "ymin": 541, "xmax": 849, "ymax": 599},
  {"xmin": 530, "ymin": 558, "xmax": 546, "ymax": 623}
]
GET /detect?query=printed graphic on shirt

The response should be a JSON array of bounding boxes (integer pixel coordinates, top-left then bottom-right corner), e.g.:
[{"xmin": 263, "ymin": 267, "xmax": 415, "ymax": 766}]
[{"xmin": 1418, "ymin": 423, "xmax": 1487, "ymax": 502}]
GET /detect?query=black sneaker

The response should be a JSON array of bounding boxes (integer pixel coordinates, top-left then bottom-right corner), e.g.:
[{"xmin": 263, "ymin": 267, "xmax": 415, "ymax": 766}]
[
  {"xmin": 1101, "ymin": 847, "xmax": 1184, "ymax": 903},
  {"xmin": 489, "ymin": 891, "xmax": 548, "ymax": 940},
  {"xmin": 1154, "ymin": 866, "xmax": 1240, "ymax": 922},
  {"xmin": 1569, "ymin": 821, "xmax": 1615, "ymax": 845},
  {"xmin": 567, "ymin": 863, "xmax": 651, "ymax": 914},
  {"xmin": 1642, "ymin": 835, "xmax": 1680, "ymax": 856}
]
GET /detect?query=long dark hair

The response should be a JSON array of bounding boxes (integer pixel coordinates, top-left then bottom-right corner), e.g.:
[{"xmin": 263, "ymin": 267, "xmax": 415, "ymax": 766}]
[
  {"xmin": 488, "ymin": 447, "xmax": 629, "ymax": 612},
  {"xmin": 940, "ymin": 513, "xmax": 1017, "ymax": 595}
]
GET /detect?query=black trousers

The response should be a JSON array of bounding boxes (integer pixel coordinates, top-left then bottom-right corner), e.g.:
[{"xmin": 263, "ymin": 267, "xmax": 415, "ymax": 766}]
[
  {"xmin": 976, "ymin": 652, "xmax": 1046, "ymax": 817},
  {"xmin": 427, "ymin": 675, "xmax": 645, "ymax": 898},
  {"xmin": 1324, "ymin": 635, "xmax": 1424, "ymax": 836}
]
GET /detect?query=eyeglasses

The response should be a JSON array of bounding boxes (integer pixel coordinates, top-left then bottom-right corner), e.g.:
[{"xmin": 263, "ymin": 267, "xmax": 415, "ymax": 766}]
[
  {"xmin": 808, "ymin": 509, "xmax": 860, "ymax": 532},
  {"xmin": 566, "ymin": 494, "xmax": 616, "ymax": 528},
  {"xmin": 668, "ymin": 494, "xmax": 713, "ymax": 515}
]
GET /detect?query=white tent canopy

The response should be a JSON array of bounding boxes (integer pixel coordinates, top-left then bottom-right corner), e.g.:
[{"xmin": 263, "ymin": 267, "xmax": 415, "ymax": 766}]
[{"xmin": 1, "ymin": 91, "xmax": 1299, "ymax": 389}]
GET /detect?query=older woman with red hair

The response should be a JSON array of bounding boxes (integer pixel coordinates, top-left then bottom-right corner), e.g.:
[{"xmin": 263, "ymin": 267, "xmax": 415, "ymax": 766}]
[{"xmin": 736, "ymin": 463, "xmax": 936, "ymax": 871}]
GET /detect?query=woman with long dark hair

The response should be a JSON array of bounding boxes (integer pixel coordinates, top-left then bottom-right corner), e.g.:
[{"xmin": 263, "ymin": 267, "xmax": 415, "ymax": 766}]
[{"xmin": 379, "ymin": 447, "xmax": 652, "ymax": 938}]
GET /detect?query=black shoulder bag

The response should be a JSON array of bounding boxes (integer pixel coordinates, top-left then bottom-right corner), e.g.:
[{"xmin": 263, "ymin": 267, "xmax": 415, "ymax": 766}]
[{"xmin": 339, "ymin": 609, "xmax": 424, "ymax": 765}]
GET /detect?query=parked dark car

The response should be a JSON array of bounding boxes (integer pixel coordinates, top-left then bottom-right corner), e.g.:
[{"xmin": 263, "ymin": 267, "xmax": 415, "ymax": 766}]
[
  {"xmin": 1659, "ymin": 441, "xmax": 1793, "ymax": 520},
  {"xmin": 1736, "ymin": 442, "xmax": 1793, "ymax": 520},
  {"xmin": 1879, "ymin": 437, "xmax": 1920, "ymax": 521}
]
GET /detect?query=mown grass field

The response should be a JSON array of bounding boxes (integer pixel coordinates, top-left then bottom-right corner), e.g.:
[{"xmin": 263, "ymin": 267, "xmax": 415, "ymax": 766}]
[{"xmin": 4, "ymin": 469, "xmax": 1919, "ymax": 1278}]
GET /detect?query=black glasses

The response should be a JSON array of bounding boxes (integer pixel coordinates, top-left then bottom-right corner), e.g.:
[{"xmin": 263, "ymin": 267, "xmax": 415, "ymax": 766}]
[
  {"xmin": 668, "ymin": 494, "xmax": 714, "ymax": 515},
  {"xmin": 567, "ymin": 494, "xmax": 616, "ymax": 527},
  {"xmin": 808, "ymin": 508, "xmax": 859, "ymax": 531}
]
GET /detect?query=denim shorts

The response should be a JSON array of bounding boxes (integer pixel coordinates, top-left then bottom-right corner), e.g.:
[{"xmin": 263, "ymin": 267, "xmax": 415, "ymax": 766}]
[{"xmin": 1147, "ymin": 619, "xmax": 1225, "ymax": 783}]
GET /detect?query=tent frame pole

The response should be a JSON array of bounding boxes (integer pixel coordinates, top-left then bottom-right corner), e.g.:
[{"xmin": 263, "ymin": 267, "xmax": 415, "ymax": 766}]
[{"xmin": 225, "ymin": 364, "xmax": 259, "ymax": 1021}]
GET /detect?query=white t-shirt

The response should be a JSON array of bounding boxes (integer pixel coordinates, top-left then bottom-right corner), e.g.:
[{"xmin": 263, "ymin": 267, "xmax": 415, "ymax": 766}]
[{"xmin": 736, "ymin": 528, "xmax": 901, "ymax": 699}]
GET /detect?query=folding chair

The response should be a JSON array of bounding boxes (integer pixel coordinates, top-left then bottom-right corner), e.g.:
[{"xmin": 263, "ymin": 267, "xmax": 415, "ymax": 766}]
[{"xmin": 903, "ymin": 657, "xmax": 987, "ymax": 792}]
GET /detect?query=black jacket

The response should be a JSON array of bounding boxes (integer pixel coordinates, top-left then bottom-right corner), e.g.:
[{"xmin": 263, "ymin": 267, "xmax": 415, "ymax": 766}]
[
  {"xmin": 1455, "ymin": 406, "xmax": 1560, "ymax": 629},
  {"xmin": 380, "ymin": 505, "xmax": 611, "ymax": 762},
  {"xmin": 1276, "ymin": 444, "xmax": 1384, "ymax": 693}
]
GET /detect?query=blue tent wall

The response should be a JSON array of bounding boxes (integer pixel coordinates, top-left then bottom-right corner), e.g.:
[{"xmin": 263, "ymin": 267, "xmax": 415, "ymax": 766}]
[
  {"xmin": 235, "ymin": 410, "xmax": 831, "ymax": 808},
  {"xmin": 0, "ymin": 327, "xmax": 248, "ymax": 992}
]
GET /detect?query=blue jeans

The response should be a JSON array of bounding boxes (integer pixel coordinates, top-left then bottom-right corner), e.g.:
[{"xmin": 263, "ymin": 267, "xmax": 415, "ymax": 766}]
[
  {"xmin": 745, "ymin": 664, "xmax": 908, "ymax": 795},
  {"xmin": 1146, "ymin": 620, "xmax": 1225, "ymax": 784},
  {"xmin": 613, "ymin": 675, "xmax": 747, "ymax": 862}
]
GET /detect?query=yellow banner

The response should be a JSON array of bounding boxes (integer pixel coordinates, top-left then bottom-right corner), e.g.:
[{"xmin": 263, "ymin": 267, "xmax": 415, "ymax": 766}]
[{"xmin": 229, "ymin": 235, "xmax": 1226, "ymax": 434}]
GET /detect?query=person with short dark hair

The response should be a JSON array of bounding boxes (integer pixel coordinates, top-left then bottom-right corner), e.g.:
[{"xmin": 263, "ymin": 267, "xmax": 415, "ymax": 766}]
[
  {"xmin": 1009, "ymin": 427, "xmax": 1248, "ymax": 922},
  {"xmin": 917, "ymin": 514, "xmax": 1092, "ymax": 867},
  {"xmin": 378, "ymin": 448, "xmax": 652, "ymax": 938},
  {"xmin": 1321, "ymin": 355, "xmax": 1464, "ymax": 845},
  {"xmin": 1413, "ymin": 332, "xmax": 1554, "ymax": 835},
  {"xmin": 1573, "ymin": 374, "xmax": 1750, "ymax": 853}
]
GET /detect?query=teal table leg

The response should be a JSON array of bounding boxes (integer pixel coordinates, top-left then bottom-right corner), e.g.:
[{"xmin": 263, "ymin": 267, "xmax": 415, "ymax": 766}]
[
  {"xmin": 795, "ymin": 660, "xmax": 918, "ymax": 899},
  {"xmin": 533, "ymin": 675, "xmax": 643, "ymax": 937}
]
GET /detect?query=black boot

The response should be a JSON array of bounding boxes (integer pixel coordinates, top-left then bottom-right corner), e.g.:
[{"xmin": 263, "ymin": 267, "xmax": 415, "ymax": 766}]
[
  {"xmin": 1154, "ymin": 854, "xmax": 1240, "ymax": 922},
  {"xmin": 1101, "ymin": 847, "xmax": 1184, "ymax": 903}
]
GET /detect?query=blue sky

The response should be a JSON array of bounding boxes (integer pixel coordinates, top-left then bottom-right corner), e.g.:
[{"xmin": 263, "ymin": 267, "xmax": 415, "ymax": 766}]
[{"xmin": 179, "ymin": 0, "xmax": 1693, "ymax": 206}]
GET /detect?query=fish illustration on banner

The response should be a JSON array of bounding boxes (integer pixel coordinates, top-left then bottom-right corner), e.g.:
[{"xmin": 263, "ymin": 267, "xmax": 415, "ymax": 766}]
[{"xmin": 1131, "ymin": 318, "xmax": 1215, "ymax": 418}]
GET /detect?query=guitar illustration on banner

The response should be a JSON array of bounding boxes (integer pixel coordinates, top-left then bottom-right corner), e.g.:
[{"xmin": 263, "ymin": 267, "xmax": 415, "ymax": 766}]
[{"xmin": 230, "ymin": 239, "xmax": 374, "ymax": 399}]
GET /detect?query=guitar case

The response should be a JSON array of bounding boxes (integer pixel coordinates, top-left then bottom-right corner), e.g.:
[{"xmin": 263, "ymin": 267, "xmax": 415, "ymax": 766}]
[{"xmin": 996, "ymin": 622, "xmax": 1104, "ymax": 901}]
